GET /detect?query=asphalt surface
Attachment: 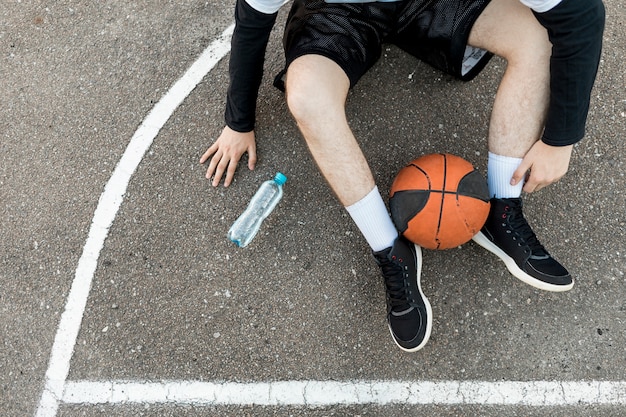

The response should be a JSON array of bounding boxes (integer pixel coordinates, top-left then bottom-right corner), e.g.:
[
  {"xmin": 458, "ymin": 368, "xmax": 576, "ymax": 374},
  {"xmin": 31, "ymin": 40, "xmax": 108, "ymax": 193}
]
[{"xmin": 1, "ymin": 1, "xmax": 625, "ymax": 416}]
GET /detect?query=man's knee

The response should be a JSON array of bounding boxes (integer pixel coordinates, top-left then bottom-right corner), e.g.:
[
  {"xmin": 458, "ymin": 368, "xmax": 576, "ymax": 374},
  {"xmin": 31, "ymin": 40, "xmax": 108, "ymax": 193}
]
[
  {"xmin": 284, "ymin": 75, "xmax": 317, "ymax": 126},
  {"xmin": 285, "ymin": 55, "xmax": 350, "ymax": 127}
]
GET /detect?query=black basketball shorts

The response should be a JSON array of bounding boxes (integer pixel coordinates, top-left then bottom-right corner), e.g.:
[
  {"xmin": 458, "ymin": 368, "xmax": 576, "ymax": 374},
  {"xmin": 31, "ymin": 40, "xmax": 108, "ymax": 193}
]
[{"xmin": 281, "ymin": 0, "xmax": 493, "ymax": 87}]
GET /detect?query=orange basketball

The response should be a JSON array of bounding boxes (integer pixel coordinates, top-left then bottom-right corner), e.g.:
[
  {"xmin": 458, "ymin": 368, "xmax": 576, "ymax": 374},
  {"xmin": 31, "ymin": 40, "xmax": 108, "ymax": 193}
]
[{"xmin": 389, "ymin": 153, "xmax": 490, "ymax": 250}]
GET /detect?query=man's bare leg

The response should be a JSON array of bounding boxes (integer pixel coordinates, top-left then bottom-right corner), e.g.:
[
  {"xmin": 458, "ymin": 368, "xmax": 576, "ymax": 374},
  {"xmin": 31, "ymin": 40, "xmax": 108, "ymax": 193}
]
[
  {"xmin": 285, "ymin": 54, "xmax": 375, "ymax": 207},
  {"xmin": 469, "ymin": 0, "xmax": 573, "ymax": 193},
  {"xmin": 285, "ymin": 54, "xmax": 432, "ymax": 351},
  {"xmin": 470, "ymin": 0, "xmax": 551, "ymax": 157},
  {"xmin": 285, "ymin": 54, "xmax": 398, "ymax": 252},
  {"xmin": 468, "ymin": 0, "xmax": 573, "ymax": 291}
]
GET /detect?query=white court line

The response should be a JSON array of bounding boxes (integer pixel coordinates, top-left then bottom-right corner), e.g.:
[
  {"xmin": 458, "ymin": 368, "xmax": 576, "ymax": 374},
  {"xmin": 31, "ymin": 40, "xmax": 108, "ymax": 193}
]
[
  {"xmin": 32, "ymin": 13, "xmax": 626, "ymax": 417},
  {"xmin": 34, "ymin": 24, "xmax": 235, "ymax": 417},
  {"xmin": 62, "ymin": 380, "xmax": 626, "ymax": 406}
]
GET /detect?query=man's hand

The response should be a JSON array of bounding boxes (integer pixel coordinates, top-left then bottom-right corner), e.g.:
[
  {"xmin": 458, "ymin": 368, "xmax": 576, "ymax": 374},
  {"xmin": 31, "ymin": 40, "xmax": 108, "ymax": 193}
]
[
  {"xmin": 511, "ymin": 141, "xmax": 573, "ymax": 193},
  {"xmin": 200, "ymin": 126, "xmax": 257, "ymax": 187}
]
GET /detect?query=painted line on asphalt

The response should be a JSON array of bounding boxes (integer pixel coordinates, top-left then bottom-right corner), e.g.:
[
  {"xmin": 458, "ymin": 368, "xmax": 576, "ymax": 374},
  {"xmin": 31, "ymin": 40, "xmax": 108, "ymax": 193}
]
[
  {"xmin": 62, "ymin": 379, "xmax": 626, "ymax": 406},
  {"xmin": 34, "ymin": 23, "xmax": 235, "ymax": 417}
]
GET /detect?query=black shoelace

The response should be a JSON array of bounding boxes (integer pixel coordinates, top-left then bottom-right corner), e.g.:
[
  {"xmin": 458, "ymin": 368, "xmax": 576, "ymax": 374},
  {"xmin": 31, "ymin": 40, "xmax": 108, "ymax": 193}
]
[
  {"xmin": 379, "ymin": 256, "xmax": 412, "ymax": 312},
  {"xmin": 505, "ymin": 203, "xmax": 548, "ymax": 257}
]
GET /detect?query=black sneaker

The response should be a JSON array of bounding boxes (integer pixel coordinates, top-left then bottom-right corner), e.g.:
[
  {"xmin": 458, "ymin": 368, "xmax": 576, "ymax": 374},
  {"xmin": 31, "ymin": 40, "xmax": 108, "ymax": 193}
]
[
  {"xmin": 373, "ymin": 237, "xmax": 432, "ymax": 352},
  {"xmin": 472, "ymin": 197, "xmax": 573, "ymax": 292}
]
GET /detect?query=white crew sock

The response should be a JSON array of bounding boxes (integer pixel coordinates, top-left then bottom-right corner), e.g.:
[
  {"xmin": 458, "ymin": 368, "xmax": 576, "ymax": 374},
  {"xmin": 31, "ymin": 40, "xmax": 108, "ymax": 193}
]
[
  {"xmin": 345, "ymin": 186, "xmax": 398, "ymax": 252},
  {"xmin": 487, "ymin": 152, "xmax": 524, "ymax": 199}
]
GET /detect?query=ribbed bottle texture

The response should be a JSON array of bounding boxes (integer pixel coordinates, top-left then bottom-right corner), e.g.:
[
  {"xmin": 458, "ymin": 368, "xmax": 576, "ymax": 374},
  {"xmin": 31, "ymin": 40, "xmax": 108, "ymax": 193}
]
[{"xmin": 227, "ymin": 172, "xmax": 287, "ymax": 247}]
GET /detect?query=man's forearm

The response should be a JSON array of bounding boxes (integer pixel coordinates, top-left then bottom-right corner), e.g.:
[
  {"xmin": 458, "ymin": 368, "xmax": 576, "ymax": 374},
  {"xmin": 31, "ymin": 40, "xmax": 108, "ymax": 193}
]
[
  {"xmin": 532, "ymin": 0, "xmax": 605, "ymax": 146},
  {"xmin": 224, "ymin": 0, "xmax": 278, "ymax": 132}
]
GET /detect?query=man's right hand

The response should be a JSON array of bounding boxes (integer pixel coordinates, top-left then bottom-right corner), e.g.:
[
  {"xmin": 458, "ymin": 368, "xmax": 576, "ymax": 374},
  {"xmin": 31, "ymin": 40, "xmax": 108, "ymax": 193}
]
[
  {"xmin": 511, "ymin": 141, "xmax": 573, "ymax": 193},
  {"xmin": 199, "ymin": 126, "xmax": 257, "ymax": 187}
]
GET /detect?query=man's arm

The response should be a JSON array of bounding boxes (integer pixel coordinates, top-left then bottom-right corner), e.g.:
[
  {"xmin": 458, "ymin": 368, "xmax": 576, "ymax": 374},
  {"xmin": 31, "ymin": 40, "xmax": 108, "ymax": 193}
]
[
  {"xmin": 200, "ymin": 0, "xmax": 279, "ymax": 187},
  {"xmin": 529, "ymin": 0, "xmax": 606, "ymax": 146},
  {"xmin": 511, "ymin": 0, "xmax": 605, "ymax": 193},
  {"xmin": 225, "ymin": 0, "xmax": 279, "ymax": 132}
]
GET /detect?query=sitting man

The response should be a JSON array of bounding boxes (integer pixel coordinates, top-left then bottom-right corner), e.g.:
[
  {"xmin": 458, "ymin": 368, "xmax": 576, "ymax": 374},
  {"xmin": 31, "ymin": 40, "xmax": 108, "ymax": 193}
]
[{"xmin": 202, "ymin": 0, "xmax": 605, "ymax": 352}]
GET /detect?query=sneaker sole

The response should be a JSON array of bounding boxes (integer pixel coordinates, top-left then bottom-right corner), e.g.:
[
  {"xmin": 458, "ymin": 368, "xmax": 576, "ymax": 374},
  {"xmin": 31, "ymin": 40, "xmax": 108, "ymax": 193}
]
[
  {"xmin": 472, "ymin": 232, "xmax": 574, "ymax": 292},
  {"xmin": 389, "ymin": 244, "xmax": 433, "ymax": 352}
]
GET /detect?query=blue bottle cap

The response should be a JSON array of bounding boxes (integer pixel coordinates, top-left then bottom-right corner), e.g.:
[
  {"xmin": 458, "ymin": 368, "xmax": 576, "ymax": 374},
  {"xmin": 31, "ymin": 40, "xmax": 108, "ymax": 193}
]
[{"xmin": 274, "ymin": 172, "xmax": 287, "ymax": 185}]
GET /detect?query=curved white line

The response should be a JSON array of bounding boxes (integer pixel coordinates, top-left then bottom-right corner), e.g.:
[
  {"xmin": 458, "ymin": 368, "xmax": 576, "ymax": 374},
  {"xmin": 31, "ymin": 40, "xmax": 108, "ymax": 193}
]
[
  {"xmin": 35, "ymin": 23, "xmax": 235, "ymax": 417},
  {"xmin": 33, "ymin": 13, "xmax": 626, "ymax": 416}
]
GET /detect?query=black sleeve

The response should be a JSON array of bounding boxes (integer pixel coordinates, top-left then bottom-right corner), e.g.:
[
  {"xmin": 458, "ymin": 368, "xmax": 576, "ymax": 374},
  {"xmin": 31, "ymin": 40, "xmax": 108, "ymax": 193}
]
[
  {"xmin": 532, "ymin": 0, "xmax": 605, "ymax": 146},
  {"xmin": 224, "ymin": 0, "xmax": 278, "ymax": 132}
]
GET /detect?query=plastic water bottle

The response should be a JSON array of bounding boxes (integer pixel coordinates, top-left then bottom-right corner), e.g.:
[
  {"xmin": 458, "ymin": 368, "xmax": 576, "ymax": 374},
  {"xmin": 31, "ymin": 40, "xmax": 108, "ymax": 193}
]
[{"xmin": 227, "ymin": 172, "xmax": 287, "ymax": 247}]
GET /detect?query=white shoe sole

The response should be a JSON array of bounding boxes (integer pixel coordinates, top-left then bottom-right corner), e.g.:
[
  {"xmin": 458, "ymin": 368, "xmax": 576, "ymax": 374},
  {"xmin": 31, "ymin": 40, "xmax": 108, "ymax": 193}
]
[{"xmin": 472, "ymin": 232, "xmax": 573, "ymax": 292}]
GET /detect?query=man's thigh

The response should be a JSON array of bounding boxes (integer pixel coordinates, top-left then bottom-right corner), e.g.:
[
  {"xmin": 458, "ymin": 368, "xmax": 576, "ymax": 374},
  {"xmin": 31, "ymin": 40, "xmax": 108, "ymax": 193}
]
[{"xmin": 469, "ymin": 0, "xmax": 550, "ymax": 60}]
